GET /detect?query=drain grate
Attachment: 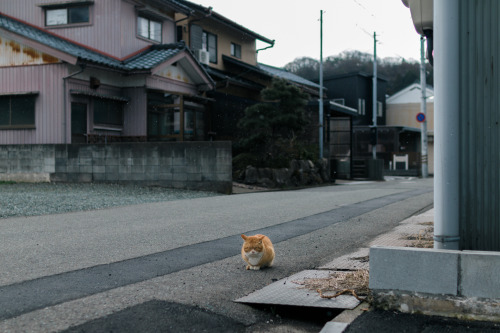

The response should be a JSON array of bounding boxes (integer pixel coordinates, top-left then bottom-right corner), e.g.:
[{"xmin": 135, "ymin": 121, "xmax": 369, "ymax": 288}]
[{"xmin": 235, "ymin": 270, "xmax": 360, "ymax": 309}]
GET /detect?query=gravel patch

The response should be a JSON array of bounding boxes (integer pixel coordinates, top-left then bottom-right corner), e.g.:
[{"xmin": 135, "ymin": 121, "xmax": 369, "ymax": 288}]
[{"xmin": 0, "ymin": 182, "xmax": 221, "ymax": 218}]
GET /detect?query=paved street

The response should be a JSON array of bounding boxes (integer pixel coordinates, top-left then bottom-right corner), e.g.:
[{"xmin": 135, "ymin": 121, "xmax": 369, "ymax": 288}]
[{"xmin": 0, "ymin": 178, "xmax": 433, "ymax": 332}]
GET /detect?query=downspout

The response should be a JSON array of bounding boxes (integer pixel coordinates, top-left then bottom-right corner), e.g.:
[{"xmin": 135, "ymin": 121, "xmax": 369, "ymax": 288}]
[
  {"xmin": 433, "ymin": 0, "xmax": 460, "ymax": 249},
  {"xmin": 62, "ymin": 64, "xmax": 85, "ymax": 144}
]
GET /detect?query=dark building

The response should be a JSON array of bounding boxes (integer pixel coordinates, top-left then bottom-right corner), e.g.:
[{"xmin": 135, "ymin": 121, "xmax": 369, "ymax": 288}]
[
  {"xmin": 322, "ymin": 72, "xmax": 421, "ymax": 178},
  {"xmin": 323, "ymin": 72, "xmax": 388, "ymax": 126}
]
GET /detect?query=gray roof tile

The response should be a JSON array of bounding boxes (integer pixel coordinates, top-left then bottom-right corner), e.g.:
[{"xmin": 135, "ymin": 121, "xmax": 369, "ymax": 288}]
[
  {"xmin": 258, "ymin": 63, "xmax": 321, "ymax": 89},
  {"xmin": 0, "ymin": 13, "xmax": 185, "ymax": 71}
]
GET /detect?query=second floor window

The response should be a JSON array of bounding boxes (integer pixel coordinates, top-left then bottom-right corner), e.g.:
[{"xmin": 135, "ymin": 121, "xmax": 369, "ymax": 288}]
[
  {"xmin": 137, "ymin": 16, "xmax": 162, "ymax": 43},
  {"xmin": 46, "ymin": 6, "xmax": 90, "ymax": 26},
  {"xmin": 377, "ymin": 101, "xmax": 383, "ymax": 117},
  {"xmin": 202, "ymin": 31, "xmax": 217, "ymax": 63},
  {"xmin": 358, "ymin": 98, "xmax": 366, "ymax": 115},
  {"xmin": 231, "ymin": 43, "xmax": 241, "ymax": 59}
]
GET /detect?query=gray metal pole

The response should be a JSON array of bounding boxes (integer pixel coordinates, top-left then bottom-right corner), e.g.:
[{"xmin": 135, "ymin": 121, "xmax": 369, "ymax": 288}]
[
  {"xmin": 319, "ymin": 10, "xmax": 324, "ymax": 160},
  {"xmin": 420, "ymin": 36, "xmax": 428, "ymax": 178},
  {"xmin": 372, "ymin": 32, "xmax": 377, "ymax": 160},
  {"xmin": 434, "ymin": 0, "xmax": 460, "ymax": 249}
]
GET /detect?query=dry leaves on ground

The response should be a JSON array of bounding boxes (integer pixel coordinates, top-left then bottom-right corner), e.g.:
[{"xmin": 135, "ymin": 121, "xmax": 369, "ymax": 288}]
[{"xmin": 294, "ymin": 270, "xmax": 370, "ymax": 301}]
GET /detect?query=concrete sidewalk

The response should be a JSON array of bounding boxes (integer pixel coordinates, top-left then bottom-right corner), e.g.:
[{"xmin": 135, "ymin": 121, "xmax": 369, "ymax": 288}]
[{"xmin": 319, "ymin": 208, "xmax": 500, "ymax": 333}]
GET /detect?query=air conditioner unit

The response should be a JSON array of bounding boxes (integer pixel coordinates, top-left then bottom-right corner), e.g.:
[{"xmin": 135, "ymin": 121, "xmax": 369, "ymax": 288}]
[{"xmin": 194, "ymin": 49, "xmax": 210, "ymax": 65}]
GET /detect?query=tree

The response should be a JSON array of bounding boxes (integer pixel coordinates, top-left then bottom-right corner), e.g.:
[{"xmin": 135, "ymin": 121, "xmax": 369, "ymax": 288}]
[
  {"xmin": 284, "ymin": 50, "xmax": 433, "ymax": 95},
  {"xmin": 236, "ymin": 78, "xmax": 310, "ymax": 167}
]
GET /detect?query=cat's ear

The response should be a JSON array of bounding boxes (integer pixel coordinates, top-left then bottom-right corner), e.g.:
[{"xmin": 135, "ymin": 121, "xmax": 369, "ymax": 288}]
[
  {"xmin": 257, "ymin": 235, "xmax": 265, "ymax": 240},
  {"xmin": 241, "ymin": 234, "xmax": 248, "ymax": 240}
]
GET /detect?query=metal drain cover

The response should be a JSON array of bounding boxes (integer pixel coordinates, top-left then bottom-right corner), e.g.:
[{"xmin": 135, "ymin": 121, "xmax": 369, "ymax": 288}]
[{"xmin": 235, "ymin": 270, "xmax": 360, "ymax": 309}]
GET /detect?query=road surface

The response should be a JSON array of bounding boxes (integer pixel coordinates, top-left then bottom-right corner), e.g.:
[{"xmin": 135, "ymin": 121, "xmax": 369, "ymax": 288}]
[{"xmin": 0, "ymin": 177, "xmax": 433, "ymax": 332}]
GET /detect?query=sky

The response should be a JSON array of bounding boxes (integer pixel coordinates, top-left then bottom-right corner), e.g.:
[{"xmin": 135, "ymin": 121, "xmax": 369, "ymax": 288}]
[{"xmin": 190, "ymin": 0, "xmax": 422, "ymax": 68}]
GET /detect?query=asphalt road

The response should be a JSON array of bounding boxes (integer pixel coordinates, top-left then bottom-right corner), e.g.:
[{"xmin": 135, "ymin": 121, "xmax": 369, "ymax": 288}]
[{"xmin": 0, "ymin": 177, "xmax": 433, "ymax": 332}]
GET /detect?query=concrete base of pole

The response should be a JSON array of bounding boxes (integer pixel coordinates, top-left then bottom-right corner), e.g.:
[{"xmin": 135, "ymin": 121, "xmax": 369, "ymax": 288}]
[{"xmin": 368, "ymin": 159, "xmax": 384, "ymax": 181}]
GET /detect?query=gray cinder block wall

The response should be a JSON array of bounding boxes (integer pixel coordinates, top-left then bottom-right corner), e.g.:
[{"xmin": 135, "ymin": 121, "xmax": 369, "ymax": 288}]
[
  {"xmin": 369, "ymin": 246, "xmax": 500, "ymax": 321},
  {"xmin": 0, "ymin": 142, "xmax": 232, "ymax": 194}
]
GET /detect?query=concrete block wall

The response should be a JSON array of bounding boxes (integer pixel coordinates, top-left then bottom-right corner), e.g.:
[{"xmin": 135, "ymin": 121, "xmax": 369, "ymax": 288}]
[
  {"xmin": 0, "ymin": 142, "xmax": 232, "ymax": 193},
  {"xmin": 0, "ymin": 145, "xmax": 54, "ymax": 182},
  {"xmin": 369, "ymin": 246, "xmax": 500, "ymax": 320}
]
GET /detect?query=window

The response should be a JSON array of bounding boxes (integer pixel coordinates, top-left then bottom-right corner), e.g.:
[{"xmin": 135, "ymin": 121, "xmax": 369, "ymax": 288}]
[
  {"xmin": 46, "ymin": 6, "xmax": 90, "ymax": 26},
  {"xmin": 202, "ymin": 31, "xmax": 217, "ymax": 63},
  {"xmin": 377, "ymin": 101, "xmax": 383, "ymax": 117},
  {"xmin": 231, "ymin": 43, "xmax": 241, "ymax": 58},
  {"xmin": 358, "ymin": 98, "xmax": 365, "ymax": 115},
  {"xmin": 137, "ymin": 16, "xmax": 162, "ymax": 42},
  {"xmin": 0, "ymin": 94, "xmax": 37, "ymax": 129},
  {"xmin": 94, "ymin": 99, "xmax": 123, "ymax": 126}
]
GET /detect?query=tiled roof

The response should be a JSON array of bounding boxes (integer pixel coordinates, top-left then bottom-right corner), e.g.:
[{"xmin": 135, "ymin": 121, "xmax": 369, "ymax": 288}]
[
  {"xmin": 258, "ymin": 63, "xmax": 321, "ymax": 90},
  {"xmin": 0, "ymin": 13, "xmax": 123, "ymax": 68},
  {"xmin": 124, "ymin": 44, "xmax": 185, "ymax": 70},
  {"xmin": 0, "ymin": 12, "xmax": 186, "ymax": 71}
]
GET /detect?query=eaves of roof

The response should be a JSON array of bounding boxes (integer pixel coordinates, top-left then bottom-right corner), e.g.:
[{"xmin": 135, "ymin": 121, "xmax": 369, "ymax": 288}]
[
  {"xmin": 323, "ymin": 71, "xmax": 389, "ymax": 83},
  {"xmin": 176, "ymin": 0, "xmax": 274, "ymax": 45},
  {"xmin": 161, "ymin": 0, "xmax": 193, "ymax": 15},
  {"xmin": 0, "ymin": 12, "xmax": 123, "ymax": 68},
  {"xmin": 386, "ymin": 82, "xmax": 434, "ymax": 104},
  {"xmin": 204, "ymin": 66, "xmax": 264, "ymax": 91},
  {"xmin": 258, "ymin": 63, "xmax": 321, "ymax": 90},
  {"xmin": 0, "ymin": 12, "xmax": 196, "ymax": 73}
]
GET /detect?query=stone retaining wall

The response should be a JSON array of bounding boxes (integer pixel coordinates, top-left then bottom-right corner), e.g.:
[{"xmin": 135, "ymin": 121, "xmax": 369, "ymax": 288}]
[
  {"xmin": 237, "ymin": 158, "xmax": 332, "ymax": 188},
  {"xmin": 0, "ymin": 142, "xmax": 232, "ymax": 193}
]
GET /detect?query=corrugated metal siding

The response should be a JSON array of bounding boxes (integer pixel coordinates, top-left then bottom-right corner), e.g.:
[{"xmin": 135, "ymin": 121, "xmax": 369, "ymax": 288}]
[
  {"xmin": 459, "ymin": 0, "xmax": 500, "ymax": 250},
  {"xmin": 0, "ymin": 0, "xmax": 177, "ymax": 59},
  {"xmin": 123, "ymin": 87, "xmax": 147, "ymax": 136},
  {"xmin": 0, "ymin": 63, "xmax": 67, "ymax": 144}
]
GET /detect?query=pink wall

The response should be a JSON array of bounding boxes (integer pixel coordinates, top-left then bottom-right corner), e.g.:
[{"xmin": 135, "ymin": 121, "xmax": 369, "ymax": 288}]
[
  {"xmin": 0, "ymin": 63, "xmax": 67, "ymax": 144},
  {"xmin": 0, "ymin": 0, "xmax": 177, "ymax": 59}
]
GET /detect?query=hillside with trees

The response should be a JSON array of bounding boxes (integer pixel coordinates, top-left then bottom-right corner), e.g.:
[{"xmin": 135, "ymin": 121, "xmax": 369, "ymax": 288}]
[{"xmin": 283, "ymin": 50, "xmax": 433, "ymax": 96}]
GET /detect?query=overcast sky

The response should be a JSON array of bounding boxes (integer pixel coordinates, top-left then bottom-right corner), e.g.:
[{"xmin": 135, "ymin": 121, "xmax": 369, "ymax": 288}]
[{"xmin": 190, "ymin": 0, "xmax": 422, "ymax": 67}]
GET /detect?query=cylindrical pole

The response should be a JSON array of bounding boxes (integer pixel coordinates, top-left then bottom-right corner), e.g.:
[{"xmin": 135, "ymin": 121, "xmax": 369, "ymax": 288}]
[
  {"xmin": 372, "ymin": 32, "xmax": 377, "ymax": 160},
  {"xmin": 434, "ymin": 0, "xmax": 460, "ymax": 249},
  {"xmin": 420, "ymin": 36, "xmax": 428, "ymax": 178},
  {"xmin": 319, "ymin": 10, "xmax": 324, "ymax": 159}
]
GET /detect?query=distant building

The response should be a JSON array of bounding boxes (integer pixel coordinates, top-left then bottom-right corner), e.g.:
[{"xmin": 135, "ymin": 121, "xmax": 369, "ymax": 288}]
[{"xmin": 386, "ymin": 83, "xmax": 434, "ymax": 175}]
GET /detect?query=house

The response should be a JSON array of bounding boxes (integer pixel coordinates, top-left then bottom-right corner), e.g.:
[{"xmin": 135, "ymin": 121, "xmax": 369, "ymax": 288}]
[
  {"xmin": 0, "ymin": 0, "xmax": 215, "ymax": 145},
  {"xmin": 386, "ymin": 83, "xmax": 434, "ymax": 175},
  {"xmin": 323, "ymin": 72, "xmax": 388, "ymax": 127},
  {"xmin": 323, "ymin": 72, "xmax": 427, "ymax": 178},
  {"xmin": 174, "ymin": 1, "xmax": 321, "ymax": 142}
]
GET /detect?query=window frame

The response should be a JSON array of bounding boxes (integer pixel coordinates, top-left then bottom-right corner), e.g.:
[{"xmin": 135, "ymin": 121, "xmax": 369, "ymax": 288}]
[
  {"xmin": 202, "ymin": 31, "xmax": 218, "ymax": 64},
  {"xmin": 0, "ymin": 92, "xmax": 38, "ymax": 129},
  {"xmin": 93, "ymin": 98, "xmax": 124, "ymax": 128},
  {"xmin": 44, "ymin": 4, "xmax": 91, "ymax": 27},
  {"xmin": 230, "ymin": 42, "xmax": 241, "ymax": 59},
  {"xmin": 358, "ymin": 98, "xmax": 366, "ymax": 115},
  {"xmin": 137, "ymin": 16, "xmax": 162, "ymax": 43}
]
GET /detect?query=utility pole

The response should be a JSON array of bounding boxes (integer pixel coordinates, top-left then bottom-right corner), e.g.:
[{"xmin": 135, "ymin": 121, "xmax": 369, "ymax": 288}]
[
  {"xmin": 420, "ymin": 36, "xmax": 428, "ymax": 178},
  {"xmin": 372, "ymin": 32, "xmax": 377, "ymax": 160},
  {"xmin": 319, "ymin": 9, "xmax": 324, "ymax": 159}
]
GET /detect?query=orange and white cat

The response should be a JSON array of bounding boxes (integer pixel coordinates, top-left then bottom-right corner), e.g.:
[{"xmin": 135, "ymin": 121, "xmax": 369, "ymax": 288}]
[{"xmin": 241, "ymin": 234, "xmax": 275, "ymax": 270}]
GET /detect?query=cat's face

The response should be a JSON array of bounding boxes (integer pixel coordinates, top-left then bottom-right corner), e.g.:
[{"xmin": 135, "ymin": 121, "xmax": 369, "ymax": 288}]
[
  {"xmin": 244, "ymin": 239, "xmax": 263, "ymax": 254},
  {"xmin": 241, "ymin": 235, "xmax": 265, "ymax": 254}
]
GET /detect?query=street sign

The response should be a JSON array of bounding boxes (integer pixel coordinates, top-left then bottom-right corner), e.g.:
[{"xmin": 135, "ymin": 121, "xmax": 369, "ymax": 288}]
[{"xmin": 416, "ymin": 112, "xmax": 426, "ymax": 123}]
